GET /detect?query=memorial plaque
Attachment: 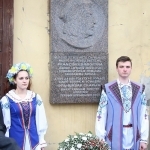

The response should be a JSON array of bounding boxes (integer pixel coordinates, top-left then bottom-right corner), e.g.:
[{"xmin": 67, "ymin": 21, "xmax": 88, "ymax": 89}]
[{"xmin": 50, "ymin": 0, "xmax": 108, "ymax": 104}]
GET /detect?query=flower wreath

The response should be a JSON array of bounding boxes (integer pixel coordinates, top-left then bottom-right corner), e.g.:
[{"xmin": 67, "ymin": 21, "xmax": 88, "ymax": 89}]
[{"xmin": 6, "ymin": 62, "xmax": 33, "ymax": 84}]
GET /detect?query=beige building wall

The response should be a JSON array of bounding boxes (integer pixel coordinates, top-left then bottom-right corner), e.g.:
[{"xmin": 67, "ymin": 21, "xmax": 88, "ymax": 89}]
[{"xmin": 13, "ymin": 0, "xmax": 150, "ymax": 149}]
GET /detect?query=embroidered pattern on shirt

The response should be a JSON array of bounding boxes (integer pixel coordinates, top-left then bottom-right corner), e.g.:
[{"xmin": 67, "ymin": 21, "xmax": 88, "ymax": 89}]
[
  {"xmin": 1, "ymin": 102, "xmax": 10, "ymax": 109},
  {"xmin": 145, "ymin": 108, "xmax": 149, "ymax": 120},
  {"xmin": 97, "ymin": 92, "xmax": 107, "ymax": 121},
  {"xmin": 141, "ymin": 94, "xmax": 147, "ymax": 106},
  {"xmin": 36, "ymin": 99, "xmax": 42, "ymax": 106},
  {"xmin": 120, "ymin": 85, "xmax": 132, "ymax": 113}
]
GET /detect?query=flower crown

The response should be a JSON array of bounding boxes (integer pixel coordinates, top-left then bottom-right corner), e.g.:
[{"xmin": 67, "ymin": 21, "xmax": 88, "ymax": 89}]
[{"xmin": 6, "ymin": 62, "xmax": 33, "ymax": 84}]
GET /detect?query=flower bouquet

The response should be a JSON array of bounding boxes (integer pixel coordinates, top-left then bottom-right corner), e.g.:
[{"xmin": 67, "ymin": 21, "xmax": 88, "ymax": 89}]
[{"xmin": 58, "ymin": 131, "xmax": 110, "ymax": 150}]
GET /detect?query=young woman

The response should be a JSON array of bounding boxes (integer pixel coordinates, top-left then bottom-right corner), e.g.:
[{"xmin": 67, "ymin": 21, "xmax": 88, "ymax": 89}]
[{"xmin": 1, "ymin": 62, "xmax": 48, "ymax": 150}]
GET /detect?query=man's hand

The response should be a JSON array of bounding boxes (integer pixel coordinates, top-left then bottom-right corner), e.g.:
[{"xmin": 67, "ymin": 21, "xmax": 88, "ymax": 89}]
[
  {"xmin": 139, "ymin": 142, "xmax": 147, "ymax": 150},
  {"xmin": 41, "ymin": 148, "xmax": 44, "ymax": 150}
]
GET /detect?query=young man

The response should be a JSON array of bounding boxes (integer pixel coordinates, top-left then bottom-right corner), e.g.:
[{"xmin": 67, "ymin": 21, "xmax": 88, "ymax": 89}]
[
  {"xmin": 0, "ymin": 104, "xmax": 21, "ymax": 150},
  {"xmin": 95, "ymin": 56, "xmax": 149, "ymax": 150}
]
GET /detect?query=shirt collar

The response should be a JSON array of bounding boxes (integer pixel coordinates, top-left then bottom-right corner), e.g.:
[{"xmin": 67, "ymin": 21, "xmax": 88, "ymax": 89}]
[{"xmin": 117, "ymin": 79, "xmax": 131, "ymax": 88}]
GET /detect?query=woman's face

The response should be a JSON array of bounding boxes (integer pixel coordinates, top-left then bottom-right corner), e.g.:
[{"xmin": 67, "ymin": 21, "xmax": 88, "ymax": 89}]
[{"xmin": 14, "ymin": 71, "xmax": 30, "ymax": 90}]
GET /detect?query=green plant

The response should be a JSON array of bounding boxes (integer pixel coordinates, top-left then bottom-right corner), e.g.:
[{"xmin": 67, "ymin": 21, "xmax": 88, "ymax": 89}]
[{"xmin": 58, "ymin": 131, "xmax": 110, "ymax": 150}]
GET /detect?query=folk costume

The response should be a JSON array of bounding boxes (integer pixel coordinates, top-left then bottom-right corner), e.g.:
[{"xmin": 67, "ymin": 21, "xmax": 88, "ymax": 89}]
[
  {"xmin": 1, "ymin": 90, "xmax": 48, "ymax": 150},
  {"xmin": 95, "ymin": 80, "xmax": 149, "ymax": 150}
]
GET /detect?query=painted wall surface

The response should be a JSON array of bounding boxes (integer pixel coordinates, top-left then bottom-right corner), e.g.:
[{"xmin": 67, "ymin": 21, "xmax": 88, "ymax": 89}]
[{"xmin": 14, "ymin": 0, "xmax": 150, "ymax": 149}]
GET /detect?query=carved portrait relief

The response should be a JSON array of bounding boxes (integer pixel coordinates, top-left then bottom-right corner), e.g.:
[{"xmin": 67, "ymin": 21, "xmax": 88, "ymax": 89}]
[{"xmin": 55, "ymin": 0, "xmax": 106, "ymax": 49}]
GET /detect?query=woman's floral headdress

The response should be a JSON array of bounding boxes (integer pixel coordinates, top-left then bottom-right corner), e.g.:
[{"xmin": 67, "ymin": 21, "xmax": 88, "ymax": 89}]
[{"xmin": 6, "ymin": 62, "xmax": 33, "ymax": 84}]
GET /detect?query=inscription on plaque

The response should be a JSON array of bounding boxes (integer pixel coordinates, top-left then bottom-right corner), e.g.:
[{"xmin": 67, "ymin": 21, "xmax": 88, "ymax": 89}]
[
  {"xmin": 50, "ymin": 0, "xmax": 108, "ymax": 103},
  {"xmin": 51, "ymin": 52, "xmax": 107, "ymax": 103}
]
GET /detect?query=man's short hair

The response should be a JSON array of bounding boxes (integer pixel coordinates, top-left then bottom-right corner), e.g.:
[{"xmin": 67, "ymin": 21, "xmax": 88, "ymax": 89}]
[{"xmin": 116, "ymin": 56, "xmax": 132, "ymax": 67}]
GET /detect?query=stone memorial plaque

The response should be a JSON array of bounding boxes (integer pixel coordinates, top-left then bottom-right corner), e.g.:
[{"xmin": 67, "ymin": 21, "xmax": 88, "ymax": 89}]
[{"xmin": 50, "ymin": 0, "xmax": 108, "ymax": 104}]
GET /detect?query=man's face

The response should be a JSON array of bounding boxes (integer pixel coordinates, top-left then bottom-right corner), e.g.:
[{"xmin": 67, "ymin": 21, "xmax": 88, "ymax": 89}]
[{"xmin": 116, "ymin": 61, "xmax": 132, "ymax": 79}]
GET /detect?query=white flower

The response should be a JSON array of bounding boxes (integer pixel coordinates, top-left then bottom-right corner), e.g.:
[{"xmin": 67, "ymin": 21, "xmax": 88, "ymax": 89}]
[
  {"xmin": 74, "ymin": 135, "xmax": 78, "ymax": 138},
  {"xmin": 82, "ymin": 136, "xmax": 87, "ymax": 141},
  {"xmin": 65, "ymin": 138, "xmax": 69, "ymax": 142},
  {"xmin": 79, "ymin": 133, "xmax": 84, "ymax": 135},
  {"xmin": 77, "ymin": 143, "xmax": 82, "ymax": 148},
  {"xmin": 87, "ymin": 133, "xmax": 92, "ymax": 137},
  {"xmin": 70, "ymin": 147, "xmax": 75, "ymax": 150}
]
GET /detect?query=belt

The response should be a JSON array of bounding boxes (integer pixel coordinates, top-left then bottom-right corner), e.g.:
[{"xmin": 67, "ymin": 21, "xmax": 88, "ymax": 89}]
[{"xmin": 123, "ymin": 124, "xmax": 132, "ymax": 128}]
